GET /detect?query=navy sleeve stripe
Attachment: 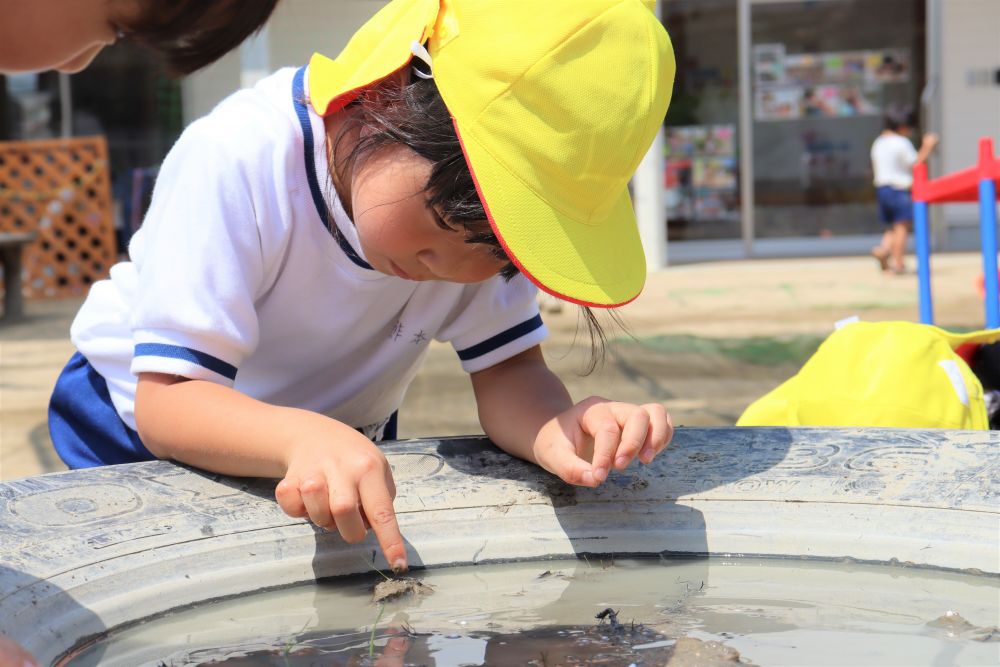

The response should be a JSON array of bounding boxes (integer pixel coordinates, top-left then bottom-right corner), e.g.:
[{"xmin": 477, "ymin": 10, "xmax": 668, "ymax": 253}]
[
  {"xmin": 291, "ymin": 67, "xmax": 373, "ymax": 271},
  {"xmin": 134, "ymin": 343, "xmax": 238, "ymax": 380},
  {"xmin": 456, "ymin": 314, "xmax": 544, "ymax": 361}
]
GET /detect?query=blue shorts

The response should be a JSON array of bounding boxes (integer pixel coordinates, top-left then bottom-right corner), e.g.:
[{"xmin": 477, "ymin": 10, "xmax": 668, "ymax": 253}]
[
  {"xmin": 49, "ymin": 352, "xmax": 399, "ymax": 469},
  {"xmin": 48, "ymin": 352, "xmax": 154, "ymax": 468},
  {"xmin": 876, "ymin": 186, "xmax": 913, "ymax": 225}
]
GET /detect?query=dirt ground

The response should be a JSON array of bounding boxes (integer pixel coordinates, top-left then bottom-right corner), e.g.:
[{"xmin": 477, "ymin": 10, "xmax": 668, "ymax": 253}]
[
  {"xmin": 0, "ymin": 252, "xmax": 986, "ymax": 480},
  {"xmin": 391, "ymin": 252, "xmax": 983, "ymax": 437}
]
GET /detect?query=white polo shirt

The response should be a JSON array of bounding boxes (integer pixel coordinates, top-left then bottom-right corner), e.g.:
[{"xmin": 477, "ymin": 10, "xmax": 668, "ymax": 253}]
[
  {"xmin": 70, "ymin": 66, "xmax": 546, "ymax": 437},
  {"xmin": 871, "ymin": 133, "xmax": 918, "ymax": 190}
]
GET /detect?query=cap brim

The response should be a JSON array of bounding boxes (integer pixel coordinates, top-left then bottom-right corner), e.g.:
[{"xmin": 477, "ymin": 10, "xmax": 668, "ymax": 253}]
[
  {"xmin": 455, "ymin": 121, "xmax": 646, "ymax": 308},
  {"xmin": 308, "ymin": 0, "xmax": 439, "ymax": 117}
]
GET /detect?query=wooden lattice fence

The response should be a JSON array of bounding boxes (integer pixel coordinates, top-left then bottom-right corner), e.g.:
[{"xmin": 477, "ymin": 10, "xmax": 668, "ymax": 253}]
[{"xmin": 0, "ymin": 136, "xmax": 117, "ymax": 299}]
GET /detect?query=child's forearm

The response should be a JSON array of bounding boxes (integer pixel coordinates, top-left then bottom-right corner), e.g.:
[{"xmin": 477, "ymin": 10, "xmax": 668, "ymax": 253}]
[
  {"xmin": 470, "ymin": 347, "xmax": 573, "ymax": 463},
  {"xmin": 134, "ymin": 373, "xmax": 354, "ymax": 478},
  {"xmin": 136, "ymin": 373, "xmax": 409, "ymax": 570}
]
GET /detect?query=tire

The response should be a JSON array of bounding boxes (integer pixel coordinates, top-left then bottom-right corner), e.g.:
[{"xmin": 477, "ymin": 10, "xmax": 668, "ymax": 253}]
[{"xmin": 1, "ymin": 427, "xmax": 996, "ymax": 664}]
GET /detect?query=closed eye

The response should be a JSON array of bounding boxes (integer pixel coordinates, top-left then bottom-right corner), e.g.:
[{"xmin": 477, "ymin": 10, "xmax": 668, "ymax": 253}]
[{"xmin": 427, "ymin": 204, "xmax": 453, "ymax": 232}]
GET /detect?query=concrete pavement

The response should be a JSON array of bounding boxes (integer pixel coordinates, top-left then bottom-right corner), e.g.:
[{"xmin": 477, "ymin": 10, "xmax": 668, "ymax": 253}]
[{"xmin": 0, "ymin": 252, "xmax": 986, "ymax": 481}]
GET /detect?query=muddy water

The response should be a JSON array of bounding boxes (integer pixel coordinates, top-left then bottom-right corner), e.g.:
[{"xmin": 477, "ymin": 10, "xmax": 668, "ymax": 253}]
[{"xmin": 67, "ymin": 557, "xmax": 999, "ymax": 666}]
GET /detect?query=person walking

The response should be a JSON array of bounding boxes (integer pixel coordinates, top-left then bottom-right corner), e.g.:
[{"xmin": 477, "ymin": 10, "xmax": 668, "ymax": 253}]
[{"xmin": 870, "ymin": 108, "xmax": 939, "ymax": 274}]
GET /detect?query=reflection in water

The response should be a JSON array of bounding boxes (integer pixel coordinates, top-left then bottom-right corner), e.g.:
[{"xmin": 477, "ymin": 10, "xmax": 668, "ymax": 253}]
[
  {"xmin": 66, "ymin": 558, "xmax": 999, "ymax": 667},
  {"xmin": 181, "ymin": 622, "xmax": 704, "ymax": 666}
]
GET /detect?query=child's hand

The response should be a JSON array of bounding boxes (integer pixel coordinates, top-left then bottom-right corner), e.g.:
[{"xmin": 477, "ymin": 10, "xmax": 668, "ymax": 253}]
[
  {"xmin": 274, "ymin": 431, "xmax": 407, "ymax": 572},
  {"xmin": 532, "ymin": 396, "xmax": 672, "ymax": 487}
]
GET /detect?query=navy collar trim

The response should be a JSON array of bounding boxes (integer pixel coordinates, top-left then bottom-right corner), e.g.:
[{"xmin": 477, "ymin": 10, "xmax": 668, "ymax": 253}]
[{"xmin": 292, "ymin": 66, "xmax": 373, "ymax": 271}]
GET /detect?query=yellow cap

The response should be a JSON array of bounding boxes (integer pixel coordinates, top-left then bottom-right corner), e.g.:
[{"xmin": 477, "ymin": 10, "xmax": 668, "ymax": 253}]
[{"xmin": 309, "ymin": 0, "xmax": 675, "ymax": 307}]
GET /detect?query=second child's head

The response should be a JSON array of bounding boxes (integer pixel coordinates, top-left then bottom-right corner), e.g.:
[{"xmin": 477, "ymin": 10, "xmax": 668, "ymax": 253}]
[
  {"xmin": 314, "ymin": 0, "xmax": 676, "ymax": 308},
  {"xmin": 0, "ymin": 0, "xmax": 279, "ymax": 75},
  {"xmin": 884, "ymin": 108, "xmax": 918, "ymax": 137}
]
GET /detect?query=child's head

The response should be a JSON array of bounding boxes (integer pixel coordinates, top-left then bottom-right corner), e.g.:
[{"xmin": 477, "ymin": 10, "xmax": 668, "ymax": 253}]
[
  {"xmin": 884, "ymin": 108, "xmax": 917, "ymax": 137},
  {"xmin": 329, "ymin": 71, "xmax": 514, "ymax": 285},
  {"xmin": 0, "ymin": 0, "xmax": 279, "ymax": 75},
  {"xmin": 313, "ymin": 0, "xmax": 675, "ymax": 308}
]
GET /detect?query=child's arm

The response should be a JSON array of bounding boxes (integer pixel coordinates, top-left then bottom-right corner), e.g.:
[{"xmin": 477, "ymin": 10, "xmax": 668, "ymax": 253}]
[
  {"xmin": 470, "ymin": 346, "xmax": 672, "ymax": 487},
  {"xmin": 916, "ymin": 132, "xmax": 939, "ymax": 165},
  {"xmin": 135, "ymin": 373, "xmax": 409, "ymax": 571}
]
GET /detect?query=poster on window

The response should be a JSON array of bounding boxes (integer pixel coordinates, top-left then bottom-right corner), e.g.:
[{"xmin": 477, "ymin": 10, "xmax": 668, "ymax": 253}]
[
  {"xmin": 664, "ymin": 124, "xmax": 739, "ymax": 222},
  {"xmin": 756, "ymin": 87, "xmax": 803, "ymax": 121},
  {"xmin": 784, "ymin": 54, "xmax": 823, "ymax": 85},
  {"xmin": 802, "ymin": 85, "xmax": 880, "ymax": 118},
  {"xmin": 753, "ymin": 43, "xmax": 787, "ymax": 85},
  {"xmin": 754, "ymin": 47, "xmax": 910, "ymax": 121},
  {"xmin": 866, "ymin": 49, "xmax": 910, "ymax": 83}
]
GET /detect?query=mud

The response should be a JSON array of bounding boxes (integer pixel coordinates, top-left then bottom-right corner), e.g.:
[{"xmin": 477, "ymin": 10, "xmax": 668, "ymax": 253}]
[
  {"xmin": 926, "ymin": 611, "xmax": 1000, "ymax": 642},
  {"xmin": 372, "ymin": 577, "xmax": 434, "ymax": 604}
]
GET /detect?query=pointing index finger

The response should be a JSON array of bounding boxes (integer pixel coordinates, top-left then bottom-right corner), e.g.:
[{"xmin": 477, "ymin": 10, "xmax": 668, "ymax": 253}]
[{"xmin": 359, "ymin": 473, "xmax": 408, "ymax": 572}]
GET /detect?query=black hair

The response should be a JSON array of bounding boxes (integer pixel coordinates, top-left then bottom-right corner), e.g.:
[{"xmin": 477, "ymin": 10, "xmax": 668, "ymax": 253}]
[
  {"xmin": 117, "ymin": 0, "xmax": 281, "ymax": 75},
  {"xmin": 328, "ymin": 70, "xmax": 616, "ymax": 373},
  {"xmin": 884, "ymin": 107, "xmax": 917, "ymax": 132}
]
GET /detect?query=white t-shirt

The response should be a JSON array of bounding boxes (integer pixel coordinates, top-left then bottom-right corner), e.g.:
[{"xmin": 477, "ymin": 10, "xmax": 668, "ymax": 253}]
[
  {"xmin": 871, "ymin": 132, "xmax": 918, "ymax": 189},
  {"xmin": 70, "ymin": 66, "xmax": 546, "ymax": 437}
]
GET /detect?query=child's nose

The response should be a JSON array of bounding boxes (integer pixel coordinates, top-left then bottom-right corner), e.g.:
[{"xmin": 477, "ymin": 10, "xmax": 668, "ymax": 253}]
[{"xmin": 416, "ymin": 247, "xmax": 451, "ymax": 279}]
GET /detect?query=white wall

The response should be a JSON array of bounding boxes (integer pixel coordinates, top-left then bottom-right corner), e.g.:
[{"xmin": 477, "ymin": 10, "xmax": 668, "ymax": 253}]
[
  {"xmin": 181, "ymin": 49, "xmax": 242, "ymax": 124},
  {"xmin": 940, "ymin": 0, "xmax": 1000, "ymax": 229},
  {"xmin": 181, "ymin": 0, "xmax": 388, "ymax": 125},
  {"xmin": 267, "ymin": 0, "xmax": 388, "ymax": 70}
]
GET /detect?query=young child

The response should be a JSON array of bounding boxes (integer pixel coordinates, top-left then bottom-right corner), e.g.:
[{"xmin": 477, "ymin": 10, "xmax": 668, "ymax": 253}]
[
  {"xmin": 48, "ymin": 0, "xmax": 677, "ymax": 574},
  {"xmin": 870, "ymin": 108, "xmax": 939, "ymax": 274},
  {"xmin": 2, "ymin": 3, "xmax": 282, "ymax": 666},
  {"xmin": 0, "ymin": 0, "xmax": 280, "ymax": 74}
]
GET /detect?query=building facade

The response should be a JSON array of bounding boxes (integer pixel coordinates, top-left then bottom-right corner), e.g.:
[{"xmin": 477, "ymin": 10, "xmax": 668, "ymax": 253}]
[{"xmin": 1, "ymin": 0, "xmax": 997, "ymax": 265}]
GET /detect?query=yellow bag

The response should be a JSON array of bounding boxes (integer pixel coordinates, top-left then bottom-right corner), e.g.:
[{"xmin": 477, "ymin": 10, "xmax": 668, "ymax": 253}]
[{"xmin": 737, "ymin": 321, "xmax": 1000, "ymax": 430}]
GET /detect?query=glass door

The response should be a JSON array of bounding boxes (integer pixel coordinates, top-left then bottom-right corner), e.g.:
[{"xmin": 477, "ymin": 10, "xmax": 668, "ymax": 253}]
[
  {"xmin": 662, "ymin": 0, "xmax": 742, "ymax": 244},
  {"xmin": 749, "ymin": 0, "xmax": 925, "ymax": 241}
]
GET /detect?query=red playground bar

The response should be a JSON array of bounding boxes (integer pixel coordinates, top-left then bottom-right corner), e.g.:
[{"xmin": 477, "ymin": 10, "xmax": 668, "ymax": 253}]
[{"xmin": 912, "ymin": 137, "xmax": 1000, "ymax": 328}]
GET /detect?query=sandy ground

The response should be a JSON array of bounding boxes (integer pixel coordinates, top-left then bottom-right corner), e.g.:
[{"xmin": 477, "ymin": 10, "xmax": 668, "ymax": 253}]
[{"xmin": 0, "ymin": 252, "xmax": 986, "ymax": 481}]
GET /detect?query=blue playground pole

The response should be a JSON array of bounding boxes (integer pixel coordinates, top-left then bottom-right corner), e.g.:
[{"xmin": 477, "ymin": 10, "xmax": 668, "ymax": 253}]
[
  {"xmin": 913, "ymin": 200, "xmax": 933, "ymax": 325},
  {"xmin": 980, "ymin": 177, "xmax": 1000, "ymax": 328}
]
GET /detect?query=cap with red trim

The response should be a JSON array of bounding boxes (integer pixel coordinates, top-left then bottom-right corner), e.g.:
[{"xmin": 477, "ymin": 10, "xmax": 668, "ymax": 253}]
[{"xmin": 310, "ymin": 0, "xmax": 675, "ymax": 307}]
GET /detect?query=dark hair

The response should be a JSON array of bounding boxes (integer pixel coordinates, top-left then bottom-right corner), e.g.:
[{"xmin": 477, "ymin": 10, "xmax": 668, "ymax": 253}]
[
  {"xmin": 329, "ymin": 70, "xmax": 614, "ymax": 372},
  {"xmin": 884, "ymin": 107, "xmax": 917, "ymax": 132},
  {"xmin": 117, "ymin": 0, "xmax": 281, "ymax": 75}
]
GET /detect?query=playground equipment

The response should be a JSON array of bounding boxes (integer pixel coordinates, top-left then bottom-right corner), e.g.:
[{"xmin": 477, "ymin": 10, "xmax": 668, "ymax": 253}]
[{"xmin": 912, "ymin": 137, "xmax": 1000, "ymax": 328}]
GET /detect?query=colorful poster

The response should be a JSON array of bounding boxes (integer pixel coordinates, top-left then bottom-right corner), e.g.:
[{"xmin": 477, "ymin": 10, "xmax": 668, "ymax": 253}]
[
  {"xmin": 753, "ymin": 43, "xmax": 786, "ymax": 85},
  {"xmin": 842, "ymin": 52, "xmax": 868, "ymax": 82},
  {"xmin": 705, "ymin": 125, "xmax": 736, "ymax": 156},
  {"xmin": 755, "ymin": 47, "xmax": 908, "ymax": 120},
  {"xmin": 664, "ymin": 158, "xmax": 694, "ymax": 220},
  {"xmin": 867, "ymin": 49, "xmax": 910, "ymax": 83},
  {"xmin": 801, "ymin": 85, "xmax": 879, "ymax": 118},
  {"xmin": 694, "ymin": 157, "xmax": 738, "ymax": 190},
  {"xmin": 784, "ymin": 54, "xmax": 824, "ymax": 85},
  {"xmin": 664, "ymin": 124, "xmax": 739, "ymax": 222},
  {"xmin": 756, "ymin": 87, "xmax": 803, "ymax": 121},
  {"xmin": 693, "ymin": 188, "xmax": 739, "ymax": 221},
  {"xmin": 665, "ymin": 125, "xmax": 711, "ymax": 157}
]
